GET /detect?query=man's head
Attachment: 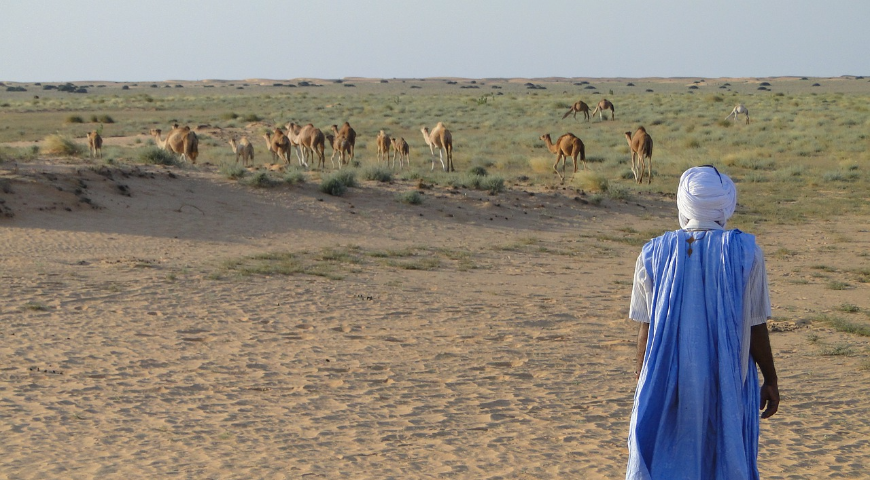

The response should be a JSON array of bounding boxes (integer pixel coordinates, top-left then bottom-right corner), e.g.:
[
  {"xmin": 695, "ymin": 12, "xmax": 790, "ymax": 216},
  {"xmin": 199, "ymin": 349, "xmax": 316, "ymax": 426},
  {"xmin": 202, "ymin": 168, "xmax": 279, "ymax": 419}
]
[{"xmin": 677, "ymin": 166, "xmax": 737, "ymax": 229}]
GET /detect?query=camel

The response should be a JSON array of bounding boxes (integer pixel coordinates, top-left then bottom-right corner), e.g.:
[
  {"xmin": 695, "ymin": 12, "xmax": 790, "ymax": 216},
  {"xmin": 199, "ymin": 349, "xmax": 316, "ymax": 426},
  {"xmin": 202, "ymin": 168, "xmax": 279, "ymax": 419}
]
[
  {"xmin": 293, "ymin": 124, "xmax": 325, "ymax": 169},
  {"xmin": 590, "ymin": 99, "xmax": 615, "ymax": 121},
  {"xmin": 263, "ymin": 132, "xmax": 278, "ymax": 163},
  {"xmin": 229, "ymin": 137, "xmax": 254, "ymax": 166},
  {"xmin": 269, "ymin": 128, "xmax": 291, "ymax": 164},
  {"xmin": 327, "ymin": 132, "xmax": 351, "ymax": 169},
  {"xmin": 150, "ymin": 126, "xmax": 199, "ymax": 163},
  {"xmin": 726, "ymin": 104, "xmax": 750, "ymax": 124},
  {"xmin": 284, "ymin": 122, "xmax": 312, "ymax": 167},
  {"xmin": 540, "ymin": 133, "xmax": 586, "ymax": 182},
  {"xmin": 376, "ymin": 130, "xmax": 392, "ymax": 164},
  {"xmin": 625, "ymin": 126, "xmax": 653, "ymax": 184},
  {"xmin": 86, "ymin": 131, "xmax": 102, "ymax": 159},
  {"xmin": 391, "ymin": 137, "xmax": 410, "ymax": 169},
  {"xmin": 332, "ymin": 122, "xmax": 356, "ymax": 161},
  {"xmin": 421, "ymin": 122, "xmax": 454, "ymax": 172},
  {"xmin": 562, "ymin": 100, "xmax": 590, "ymax": 121}
]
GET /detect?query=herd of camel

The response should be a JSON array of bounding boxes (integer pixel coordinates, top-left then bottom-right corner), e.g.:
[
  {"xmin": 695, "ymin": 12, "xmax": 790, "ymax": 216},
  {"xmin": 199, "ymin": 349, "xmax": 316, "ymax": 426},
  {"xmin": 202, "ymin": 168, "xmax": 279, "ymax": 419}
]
[{"xmin": 81, "ymin": 100, "xmax": 751, "ymax": 186}]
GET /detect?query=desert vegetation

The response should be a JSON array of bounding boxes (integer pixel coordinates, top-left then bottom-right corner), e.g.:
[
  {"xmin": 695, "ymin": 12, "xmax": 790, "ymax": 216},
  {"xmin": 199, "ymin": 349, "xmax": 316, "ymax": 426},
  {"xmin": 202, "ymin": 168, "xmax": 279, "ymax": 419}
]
[{"xmin": 1, "ymin": 77, "xmax": 870, "ymax": 225}]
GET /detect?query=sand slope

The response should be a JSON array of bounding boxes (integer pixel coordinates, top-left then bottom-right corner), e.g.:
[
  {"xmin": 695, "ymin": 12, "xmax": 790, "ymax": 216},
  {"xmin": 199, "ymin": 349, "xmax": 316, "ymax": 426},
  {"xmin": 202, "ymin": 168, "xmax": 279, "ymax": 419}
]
[{"xmin": 1, "ymin": 160, "xmax": 868, "ymax": 479}]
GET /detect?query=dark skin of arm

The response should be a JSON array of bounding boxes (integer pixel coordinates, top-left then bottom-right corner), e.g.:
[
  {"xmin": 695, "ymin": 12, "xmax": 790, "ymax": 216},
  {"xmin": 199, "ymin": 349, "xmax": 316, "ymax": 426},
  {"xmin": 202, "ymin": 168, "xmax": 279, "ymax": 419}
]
[{"xmin": 634, "ymin": 322, "xmax": 780, "ymax": 419}]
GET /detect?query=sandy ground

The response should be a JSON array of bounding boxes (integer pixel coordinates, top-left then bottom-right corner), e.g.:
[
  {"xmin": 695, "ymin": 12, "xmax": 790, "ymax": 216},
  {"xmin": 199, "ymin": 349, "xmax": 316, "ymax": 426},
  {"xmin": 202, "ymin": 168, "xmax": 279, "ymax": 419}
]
[{"xmin": 1, "ymin": 159, "xmax": 868, "ymax": 479}]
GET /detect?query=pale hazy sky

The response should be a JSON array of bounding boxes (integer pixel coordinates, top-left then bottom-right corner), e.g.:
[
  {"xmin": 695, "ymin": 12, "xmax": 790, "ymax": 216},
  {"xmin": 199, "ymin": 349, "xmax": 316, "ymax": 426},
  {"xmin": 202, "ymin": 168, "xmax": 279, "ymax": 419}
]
[{"xmin": 2, "ymin": 1, "xmax": 867, "ymax": 82}]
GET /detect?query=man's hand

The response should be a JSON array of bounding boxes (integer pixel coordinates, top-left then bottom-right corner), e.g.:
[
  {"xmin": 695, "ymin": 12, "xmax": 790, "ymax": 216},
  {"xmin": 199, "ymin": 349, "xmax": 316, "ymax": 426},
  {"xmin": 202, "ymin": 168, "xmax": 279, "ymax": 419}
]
[{"xmin": 760, "ymin": 381, "xmax": 779, "ymax": 419}]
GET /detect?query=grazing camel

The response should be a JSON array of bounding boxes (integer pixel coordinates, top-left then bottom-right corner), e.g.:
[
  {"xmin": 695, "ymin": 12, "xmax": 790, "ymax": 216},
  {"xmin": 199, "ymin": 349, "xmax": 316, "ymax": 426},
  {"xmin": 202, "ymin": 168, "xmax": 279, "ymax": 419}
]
[
  {"xmin": 624, "ymin": 126, "xmax": 653, "ymax": 184},
  {"xmin": 726, "ymin": 104, "xmax": 750, "ymax": 124},
  {"xmin": 421, "ymin": 122, "xmax": 454, "ymax": 172},
  {"xmin": 229, "ymin": 137, "xmax": 254, "ymax": 166},
  {"xmin": 562, "ymin": 100, "xmax": 590, "ymax": 121},
  {"xmin": 86, "ymin": 131, "xmax": 102, "ymax": 159},
  {"xmin": 150, "ymin": 126, "xmax": 199, "ymax": 163},
  {"xmin": 540, "ymin": 133, "xmax": 586, "ymax": 182},
  {"xmin": 333, "ymin": 122, "xmax": 356, "ymax": 161},
  {"xmin": 376, "ymin": 130, "xmax": 392, "ymax": 164},
  {"xmin": 391, "ymin": 137, "xmax": 410, "ymax": 169},
  {"xmin": 590, "ymin": 99, "xmax": 615, "ymax": 121},
  {"xmin": 269, "ymin": 128, "xmax": 291, "ymax": 164},
  {"xmin": 328, "ymin": 132, "xmax": 352, "ymax": 169}
]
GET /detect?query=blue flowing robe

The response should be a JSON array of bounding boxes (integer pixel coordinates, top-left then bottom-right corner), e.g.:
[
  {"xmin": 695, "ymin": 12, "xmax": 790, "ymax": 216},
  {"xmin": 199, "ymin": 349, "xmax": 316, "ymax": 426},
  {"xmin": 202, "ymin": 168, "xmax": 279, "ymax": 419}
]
[{"xmin": 626, "ymin": 229, "xmax": 760, "ymax": 480}]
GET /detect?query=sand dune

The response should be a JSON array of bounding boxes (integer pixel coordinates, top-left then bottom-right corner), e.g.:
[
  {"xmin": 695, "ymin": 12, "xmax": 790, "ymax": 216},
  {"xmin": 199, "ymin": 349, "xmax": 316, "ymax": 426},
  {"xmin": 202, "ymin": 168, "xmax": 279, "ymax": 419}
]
[{"xmin": 1, "ymin": 160, "xmax": 868, "ymax": 478}]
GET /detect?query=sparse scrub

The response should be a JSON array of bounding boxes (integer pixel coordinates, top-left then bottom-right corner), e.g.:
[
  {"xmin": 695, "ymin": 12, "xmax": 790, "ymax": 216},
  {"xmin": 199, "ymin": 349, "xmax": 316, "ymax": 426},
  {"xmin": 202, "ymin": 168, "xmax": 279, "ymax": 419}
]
[
  {"xmin": 138, "ymin": 147, "xmax": 179, "ymax": 166},
  {"xmin": 397, "ymin": 190, "xmax": 424, "ymax": 205},
  {"xmin": 284, "ymin": 169, "xmax": 305, "ymax": 184},
  {"xmin": 64, "ymin": 115, "xmax": 84, "ymax": 124},
  {"xmin": 362, "ymin": 165, "xmax": 393, "ymax": 182},
  {"xmin": 243, "ymin": 171, "xmax": 280, "ymax": 188},
  {"xmin": 41, "ymin": 134, "xmax": 83, "ymax": 156},
  {"xmin": 320, "ymin": 170, "xmax": 358, "ymax": 196},
  {"xmin": 219, "ymin": 161, "xmax": 246, "ymax": 179}
]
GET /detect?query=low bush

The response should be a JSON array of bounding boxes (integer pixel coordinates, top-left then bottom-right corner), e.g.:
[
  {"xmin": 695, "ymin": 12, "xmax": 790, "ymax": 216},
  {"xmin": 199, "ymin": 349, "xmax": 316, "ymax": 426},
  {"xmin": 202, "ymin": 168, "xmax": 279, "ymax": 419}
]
[
  {"xmin": 362, "ymin": 165, "xmax": 393, "ymax": 182},
  {"xmin": 65, "ymin": 115, "xmax": 84, "ymax": 124},
  {"xmin": 138, "ymin": 147, "xmax": 179, "ymax": 166},
  {"xmin": 244, "ymin": 171, "xmax": 280, "ymax": 188},
  {"xmin": 397, "ymin": 190, "xmax": 424, "ymax": 205},
  {"xmin": 41, "ymin": 134, "xmax": 83, "ymax": 156}
]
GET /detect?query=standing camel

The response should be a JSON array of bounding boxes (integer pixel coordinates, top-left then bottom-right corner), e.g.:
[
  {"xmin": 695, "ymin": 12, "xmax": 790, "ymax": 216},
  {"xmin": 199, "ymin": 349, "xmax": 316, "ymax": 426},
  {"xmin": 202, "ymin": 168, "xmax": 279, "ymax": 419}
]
[
  {"xmin": 269, "ymin": 128, "xmax": 291, "ymax": 164},
  {"xmin": 562, "ymin": 100, "xmax": 590, "ymax": 121},
  {"xmin": 540, "ymin": 133, "xmax": 586, "ymax": 182},
  {"xmin": 725, "ymin": 104, "xmax": 750, "ymax": 124},
  {"xmin": 294, "ymin": 124, "xmax": 325, "ymax": 169},
  {"xmin": 327, "ymin": 132, "xmax": 351, "ymax": 169},
  {"xmin": 376, "ymin": 130, "xmax": 392, "ymax": 164},
  {"xmin": 421, "ymin": 122, "xmax": 454, "ymax": 172},
  {"xmin": 87, "ymin": 131, "xmax": 102, "ymax": 159},
  {"xmin": 391, "ymin": 137, "xmax": 410, "ymax": 169},
  {"xmin": 284, "ymin": 122, "xmax": 310, "ymax": 167},
  {"xmin": 150, "ymin": 126, "xmax": 199, "ymax": 163},
  {"xmin": 625, "ymin": 126, "xmax": 653, "ymax": 184},
  {"xmin": 263, "ymin": 132, "xmax": 278, "ymax": 163},
  {"xmin": 590, "ymin": 99, "xmax": 615, "ymax": 121},
  {"xmin": 229, "ymin": 137, "xmax": 254, "ymax": 166},
  {"xmin": 333, "ymin": 122, "xmax": 356, "ymax": 162}
]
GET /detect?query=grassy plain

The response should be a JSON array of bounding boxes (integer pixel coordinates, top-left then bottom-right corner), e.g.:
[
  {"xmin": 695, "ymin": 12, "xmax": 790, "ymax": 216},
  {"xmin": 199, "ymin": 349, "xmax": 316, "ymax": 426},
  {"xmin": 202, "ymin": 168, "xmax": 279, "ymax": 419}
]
[{"xmin": 2, "ymin": 76, "xmax": 869, "ymax": 228}]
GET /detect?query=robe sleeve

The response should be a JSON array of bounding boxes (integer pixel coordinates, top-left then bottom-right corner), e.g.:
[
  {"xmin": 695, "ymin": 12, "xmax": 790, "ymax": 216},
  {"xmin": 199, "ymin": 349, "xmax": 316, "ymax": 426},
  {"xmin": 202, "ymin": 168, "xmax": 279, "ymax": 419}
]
[
  {"xmin": 745, "ymin": 245, "xmax": 771, "ymax": 326},
  {"xmin": 629, "ymin": 253, "xmax": 652, "ymax": 323}
]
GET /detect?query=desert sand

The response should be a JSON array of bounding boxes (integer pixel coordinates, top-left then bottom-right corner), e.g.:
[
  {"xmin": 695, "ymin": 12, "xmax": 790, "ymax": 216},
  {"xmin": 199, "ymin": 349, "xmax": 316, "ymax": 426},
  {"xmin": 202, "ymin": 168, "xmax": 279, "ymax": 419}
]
[{"xmin": 1, "ymin": 158, "xmax": 869, "ymax": 479}]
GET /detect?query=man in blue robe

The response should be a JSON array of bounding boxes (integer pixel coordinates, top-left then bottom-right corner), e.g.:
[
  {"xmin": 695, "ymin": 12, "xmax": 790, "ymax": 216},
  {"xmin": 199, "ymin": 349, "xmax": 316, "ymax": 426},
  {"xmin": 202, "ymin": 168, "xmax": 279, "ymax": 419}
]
[{"xmin": 626, "ymin": 166, "xmax": 779, "ymax": 480}]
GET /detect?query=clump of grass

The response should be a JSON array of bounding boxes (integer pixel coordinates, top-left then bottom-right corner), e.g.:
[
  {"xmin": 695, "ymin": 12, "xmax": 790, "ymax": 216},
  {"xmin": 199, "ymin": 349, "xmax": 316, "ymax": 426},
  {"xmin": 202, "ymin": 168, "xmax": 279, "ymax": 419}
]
[
  {"xmin": 607, "ymin": 183, "xmax": 631, "ymax": 201},
  {"xmin": 24, "ymin": 301, "xmax": 49, "ymax": 311},
  {"xmin": 138, "ymin": 147, "xmax": 179, "ymax": 166},
  {"xmin": 838, "ymin": 303, "xmax": 860, "ymax": 313},
  {"xmin": 220, "ymin": 112, "xmax": 239, "ymax": 120},
  {"xmin": 243, "ymin": 171, "xmax": 279, "ymax": 188},
  {"xmin": 241, "ymin": 114, "xmax": 261, "ymax": 122},
  {"xmin": 319, "ymin": 170, "xmax": 357, "ymax": 196},
  {"xmin": 820, "ymin": 344, "xmax": 855, "ymax": 356},
  {"xmin": 397, "ymin": 190, "xmax": 423, "ymax": 205},
  {"xmin": 823, "ymin": 170, "xmax": 860, "ymax": 182},
  {"xmin": 827, "ymin": 281, "xmax": 850, "ymax": 290},
  {"xmin": 90, "ymin": 114, "xmax": 114, "ymax": 123},
  {"xmin": 41, "ymin": 134, "xmax": 83, "ymax": 156},
  {"xmin": 468, "ymin": 165, "xmax": 488, "ymax": 176},
  {"xmin": 814, "ymin": 314, "xmax": 870, "ymax": 337},
  {"xmin": 573, "ymin": 171, "xmax": 609, "ymax": 192},
  {"xmin": 65, "ymin": 115, "xmax": 84, "ymax": 124},
  {"xmin": 219, "ymin": 161, "xmax": 246, "ymax": 179},
  {"xmin": 284, "ymin": 169, "xmax": 305, "ymax": 184},
  {"xmin": 362, "ymin": 165, "xmax": 393, "ymax": 182}
]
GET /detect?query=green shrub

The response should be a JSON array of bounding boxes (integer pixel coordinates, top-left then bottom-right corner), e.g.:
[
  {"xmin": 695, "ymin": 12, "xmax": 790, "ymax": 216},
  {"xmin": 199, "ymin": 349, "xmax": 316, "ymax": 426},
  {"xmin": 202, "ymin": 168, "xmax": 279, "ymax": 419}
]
[
  {"xmin": 138, "ymin": 147, "xmax": 179, "ymax": 165},
  {"xmin": 320, "ymin": 170, "xmax": 357, "ymax": 195},
  {"xmin": 397, "ymin": 190, "xmax": 423, "ymax": 205},
  {"xmin": 219, "ymin": 162, "xmax": 246, "ymax": 179},
  {"xmin": 362, "ymin": 165, "xmax": 393, "ymax": 182},
  {"xmin": 480, "ymin": 175, "xmax": 505, "ymax": 194},
  {"xmin": 41, "ymin": 134, "xmax": 83, "ymax": 156},
  {"xmin": 241, "ymin": 113, "xmax": 261, "ymax": 122},
  {"xmin": 65, "ymin": 115, "xmax": 84, "ymax": 124},
  {"xmin": 468, "ymin": 165, "xmax": 488, "ymax": 176},
  {"xmin": 284, "ymin": 170, "xmax": 305, "ymax": 184},
  {"xmin": 244, "ymin": 171, "xmax": 279, "ymax": 188},
  {"xmin": 220, "ymin": 112, "xmax": 239, "ymax": 120}
]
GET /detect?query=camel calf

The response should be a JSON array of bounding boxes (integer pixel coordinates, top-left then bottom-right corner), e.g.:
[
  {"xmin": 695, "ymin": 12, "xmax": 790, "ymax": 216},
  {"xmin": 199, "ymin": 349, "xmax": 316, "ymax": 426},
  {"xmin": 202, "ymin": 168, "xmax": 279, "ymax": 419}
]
[
  {"xmin": 625, "ymin": 127, "xmax": 653, "ymax": 184},
  {"xmin": 229, "ymin": 137, "xmax": 254, "ymax": 166},
  {"xmin": 87, "ymin": 131, "xmax": 102, "ymax": 159},
  {"xmin": 391, "ymin": 137, "xmax": 410, "ymax": 169},
  {"xmin": 376, "ymin": 130, "xmax": 392, "ymax": 164}
]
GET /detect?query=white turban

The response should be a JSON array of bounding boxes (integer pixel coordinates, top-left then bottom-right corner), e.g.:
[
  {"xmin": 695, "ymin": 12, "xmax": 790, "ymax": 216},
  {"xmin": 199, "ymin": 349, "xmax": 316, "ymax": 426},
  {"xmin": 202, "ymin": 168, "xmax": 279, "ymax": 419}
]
[{"xmin": 677, "ymin": 166, "xmax": 737, "ymax": 230}]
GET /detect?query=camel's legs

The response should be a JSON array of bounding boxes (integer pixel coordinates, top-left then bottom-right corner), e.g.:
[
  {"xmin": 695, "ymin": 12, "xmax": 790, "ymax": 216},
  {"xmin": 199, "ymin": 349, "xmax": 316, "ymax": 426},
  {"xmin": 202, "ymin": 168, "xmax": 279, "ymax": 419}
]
[{"xmin": 438, "ymin": 149, "xmax": 447, "ymax": 172}]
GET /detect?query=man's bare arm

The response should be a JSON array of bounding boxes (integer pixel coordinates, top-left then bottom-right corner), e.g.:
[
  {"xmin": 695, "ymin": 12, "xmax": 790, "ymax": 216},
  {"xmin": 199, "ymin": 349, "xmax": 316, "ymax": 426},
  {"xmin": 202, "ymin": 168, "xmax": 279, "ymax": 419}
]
[
  {"xmin": 635, "ymin": 322, "xmax": 650, "ymax": 381},
  {"xmin": 750, "ymin": 323, "xmax": 779, "ymax": 419}
]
